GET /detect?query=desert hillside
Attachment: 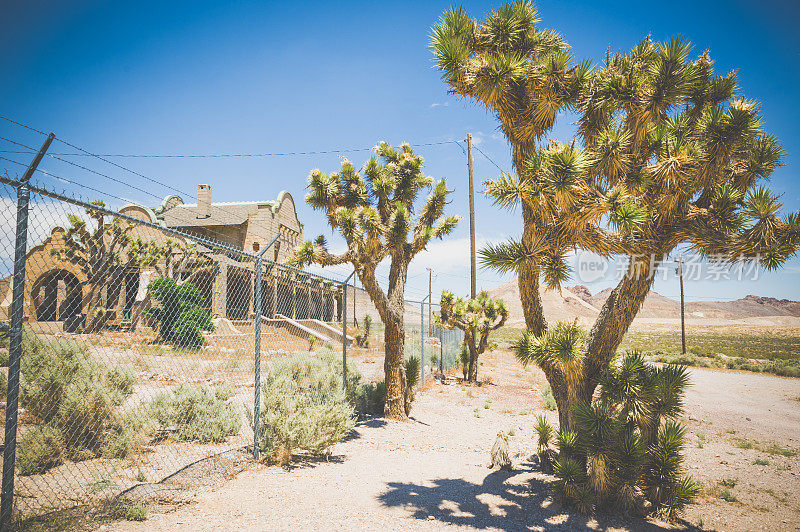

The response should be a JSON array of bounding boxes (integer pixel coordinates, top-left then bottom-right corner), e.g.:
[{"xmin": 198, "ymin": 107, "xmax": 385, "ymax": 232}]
[{"xmin": 488, "ymin": 278, "xmax": 800, "ymax": 329}]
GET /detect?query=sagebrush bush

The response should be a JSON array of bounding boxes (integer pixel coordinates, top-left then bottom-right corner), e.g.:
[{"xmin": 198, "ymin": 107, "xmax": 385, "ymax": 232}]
[
  {"xmin": 103, "ymin": 383, "xmax": 239, "ymax": 457},
  {"xmin": 257, "ymin": 351, "xmax": 355, "ymax": 457},
  {"xmin": 16, "ymin": 425, "xmax": 64, "ymax": 476},
  {"xmin": 541, "ymin": 383, "xmax": 557, "ymax": 410},
  {"xmin": 17, "ymin": 334, "xmax": 135, "ymax": 473},
  {"xmin": 148, "ymin": 384, "xmax": 241, "ymax": 443},
  {"xmin": 101, "ymin": 409, "xmax": 159, "ymax": 459}
]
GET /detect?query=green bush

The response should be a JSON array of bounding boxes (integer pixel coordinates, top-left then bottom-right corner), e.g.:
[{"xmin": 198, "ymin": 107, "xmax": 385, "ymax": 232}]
[
  {"xmin": 257, "ymin": 351, "xmax": 355, "ymax": 456},
  {"xmin": 145, "ymin": 278, "xmax": 214, "ymax": 348},
  {"xmin": 101, "ymin": 409, "xmax": 159, "ymax": 459},
  {"xmin": 148, "ymin": 384, "xmax": 241, "ymax": 443},
  {"xmin": 103, "ymin": 383, "xmax": 240, "ymax": 457},
  {"xmin": 546, "ymin": 351, "xmax": 699, "ymax": 520},
  {"xmin": 354, "ymin": 381, "xmax": 386, "ymax": 417},
  {"xmin": 16, "ymin": 425, "xmax": 64, "ymax": 476},
  {"xmin": 17, "ymin": 334, "xmax": 135, "ymax": 473},
  {"xmin": 0, "ymin": 370, "xmax": 6, "ymax": 398}
]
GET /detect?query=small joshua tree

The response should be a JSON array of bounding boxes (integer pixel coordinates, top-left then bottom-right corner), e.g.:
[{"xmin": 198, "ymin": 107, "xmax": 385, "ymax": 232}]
[
  {"xmin": 437, "ymin": 290, "xmax": 508, "ymax": 382},
  {"xmin": 294, "ymin": 142, "xmax": 459, "ymax": 419}
]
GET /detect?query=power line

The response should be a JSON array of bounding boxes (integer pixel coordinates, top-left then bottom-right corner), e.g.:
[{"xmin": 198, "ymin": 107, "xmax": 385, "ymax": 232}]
[{"xmin": 472, "ymin": 143, "xmax": 508, "ymax": 174}]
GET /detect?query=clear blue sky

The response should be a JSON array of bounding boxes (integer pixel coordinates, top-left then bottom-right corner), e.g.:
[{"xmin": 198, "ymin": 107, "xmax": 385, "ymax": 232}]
[{"xmin": 2, "ymin": 0, "xmax": 799, "ymax": 302}]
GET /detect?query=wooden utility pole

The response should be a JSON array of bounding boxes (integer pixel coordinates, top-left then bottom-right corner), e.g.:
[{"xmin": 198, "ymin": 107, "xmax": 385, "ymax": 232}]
[
  {"xmin": 678, "ymin": 256, "xmax": 686, "ymax": 354},
  {"xmin": 467, "ymin": 133, "xmax": 476, "ymax": 299},
  {"xmin": 352, "ymin": 276, "xmax": 357, "ymax": 326},
  {"xmin": 426, "ymin": 268, "xmax": 432, "ymax": 336}
]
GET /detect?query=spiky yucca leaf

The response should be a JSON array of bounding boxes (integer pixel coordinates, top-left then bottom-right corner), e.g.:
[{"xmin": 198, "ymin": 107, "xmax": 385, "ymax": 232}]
[
  {"xmin": 534, "ymin": 414, "xmax": 553, "ymax": 453},
  {"xmin": 643, "ymin": 419, "xmax": 688, "ymax": 509},
  {"xmin": 553, "ymin": 456, "xmax": 593, "ymax": 513},
  {"xmin": 478, "ymin": 239, "xmax": 541, "ymax": 273},
  {"xmin": 556, "ymin": 427, "xmax": 579, "ymax": 460},
  {"xmin": 614, "ymin": 428, "xmax": 645, "ymax": 512},
  {"xmin": 659, "ymin": 475, "xmax": 700, "ymax": 521}
]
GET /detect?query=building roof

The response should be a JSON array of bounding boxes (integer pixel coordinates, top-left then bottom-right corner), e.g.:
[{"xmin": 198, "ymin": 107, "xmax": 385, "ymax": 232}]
[
  {"xmin": 161, "ymin": 201, "xmax": 268, "ymax": 227},
  {"xmin": 156, "ymin": 190, "xmax": 297, "ymax": 229}
]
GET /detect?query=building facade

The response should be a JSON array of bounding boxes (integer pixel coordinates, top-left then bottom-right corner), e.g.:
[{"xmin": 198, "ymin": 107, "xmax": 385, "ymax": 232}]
[{"xmin": 6, "ymin": 184, "xmax": 344, "ymax": 329}]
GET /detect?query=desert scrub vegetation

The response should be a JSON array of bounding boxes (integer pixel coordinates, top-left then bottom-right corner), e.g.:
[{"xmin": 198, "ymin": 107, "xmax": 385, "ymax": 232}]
[
  {"xmin": 620, "ymin": 329, "xmax": 800, "ymax": 362},
  {"xmin": 148, "ymin": 384, "xmax": 241, "ymax": 442},
  {"xmin": 17, "ymin": 333, "xmax": 136, "ymax": 475},
  {"xmin": 541, "ymin": 383, "xmax": 557, "ymax": 410},
  {"xmin": 644, "ymin": 350, "xmax": 800, "ymax": 378},
  {"xmin": 255, "ymin": 351, "xmax": 356, "ymax": 459},
  {"xmin": 535, "ymin": 352, "xmax": 698, "ymax": 519},
  {"xmin": 104, "ymin": 383, "xmax": 241, "ymax": 458}
]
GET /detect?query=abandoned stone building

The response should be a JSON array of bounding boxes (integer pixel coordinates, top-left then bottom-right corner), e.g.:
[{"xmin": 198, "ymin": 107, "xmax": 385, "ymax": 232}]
[{"xmin": 3, "ymin": 184, "xmax": 346, "ymax": 330}]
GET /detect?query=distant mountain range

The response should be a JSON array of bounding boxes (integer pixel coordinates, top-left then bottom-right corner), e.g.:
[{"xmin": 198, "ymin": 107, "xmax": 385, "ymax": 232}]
[{"xmin": 488, "ymin": 279, "xmax": 800, "ymax": 328}]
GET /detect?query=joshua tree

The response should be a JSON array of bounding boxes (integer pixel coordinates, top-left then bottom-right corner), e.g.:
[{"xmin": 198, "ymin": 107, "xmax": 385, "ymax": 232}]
[
  {"xmin": 294, "ymin": 142, "xmax": 459, "ymax": 419},
  {"xmin": 51, "ymin": 201, "xmax": 133, "ymax": 332},
  {"xmin": 437, "ymin": 290, "xmax": 508, "ymax": 382},
  {"xmin": 432, "ymin": 1, "xmax": 799, "ymax": 430}
]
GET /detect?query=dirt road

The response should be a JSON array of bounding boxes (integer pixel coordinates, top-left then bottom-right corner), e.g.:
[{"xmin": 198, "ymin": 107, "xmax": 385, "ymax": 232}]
[{"xmin": 111, "ymin": 352, "xmax": 800, "ymax": 531}]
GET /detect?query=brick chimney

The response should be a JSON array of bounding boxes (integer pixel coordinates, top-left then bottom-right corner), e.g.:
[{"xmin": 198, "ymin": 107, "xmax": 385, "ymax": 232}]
[{"xmin": 197, "ymin": 184, "xmax": 211, "ymax": 218}]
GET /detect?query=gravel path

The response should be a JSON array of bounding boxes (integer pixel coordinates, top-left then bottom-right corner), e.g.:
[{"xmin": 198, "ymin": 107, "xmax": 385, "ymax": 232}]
[{"xmin": 109, "ymin": 352, "xmax": 800, "ymax": 532}]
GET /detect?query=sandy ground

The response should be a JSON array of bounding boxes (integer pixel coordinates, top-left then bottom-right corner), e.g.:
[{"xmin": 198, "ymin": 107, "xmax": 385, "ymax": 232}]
[{"xmin": 109, "ymin": 351, "xmax": 800, "ymax": 532}]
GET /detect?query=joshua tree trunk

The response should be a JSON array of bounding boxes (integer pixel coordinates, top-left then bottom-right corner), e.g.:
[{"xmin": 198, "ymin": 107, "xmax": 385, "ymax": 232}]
[
  {"xmin": 544, "ymin": 256, "xmax": 660, "ymax": 432},
  {"xmin": 582, "ymin": 256, "xmax": 660, "ymax": 398},
  {"xmin": 465, "ymin": 334, "xmax": 479, "ymax": 382},
  {"xmin": 84, "ymin": 282, "xmax": 104, "ymax": 332},
  {"xmin": 383, "ymin": 311, "xmax": 407, "ymax": 419}
]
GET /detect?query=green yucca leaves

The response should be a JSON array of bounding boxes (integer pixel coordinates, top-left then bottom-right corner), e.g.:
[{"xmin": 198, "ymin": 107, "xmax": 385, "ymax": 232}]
[
  {"xmin": 556, "ymin": 427, "xmax": 579, "ymax": 459},
  {"xmin": 478, "ymin": 239, "xmax": 540, "ymax": 273},
  {"xmin": 744, "ymin": 186, "xmax": 781, "ymax": 221},
  {"xmin": 534, "ymin": 414, "xmax": 554, "ymax": 453}
]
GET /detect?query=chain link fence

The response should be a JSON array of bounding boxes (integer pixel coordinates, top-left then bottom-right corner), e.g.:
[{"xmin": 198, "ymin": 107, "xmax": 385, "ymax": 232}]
[
  {"xmin": 0, "ymin": 176, "xmax": 355, "ymax": 526},
  {"xmin": 0, "ymin": 173, "xmax": 465, "ymax": 526}
]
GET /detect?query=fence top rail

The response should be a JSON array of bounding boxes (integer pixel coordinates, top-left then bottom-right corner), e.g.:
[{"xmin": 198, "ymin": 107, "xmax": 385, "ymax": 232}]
[{"xmin": 0, "ymin": 175, "xmax": 347, "ymax": 286}]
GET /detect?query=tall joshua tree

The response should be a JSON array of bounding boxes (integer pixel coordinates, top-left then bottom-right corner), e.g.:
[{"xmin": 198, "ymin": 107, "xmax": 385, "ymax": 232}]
[
  {"xmin": 52, "ymin": 201, "xmax": 133, "ymax": 332},
  {"xmin": 294, "ymin": 142, "xmax": 459, "ymax": 419},
  {"xmin": 437, "ymin": 290, "xmax": 508, "ymax": 382},
  {"xmin": 432, "ymin": 2, "xmax": 799, "ymax": 430}
]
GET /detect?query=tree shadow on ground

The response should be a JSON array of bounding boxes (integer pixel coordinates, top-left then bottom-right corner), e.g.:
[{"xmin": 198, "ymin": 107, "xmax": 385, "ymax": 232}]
[
  {"xmin": 378, "ymin": 462, "xmax": 681, "ymax": 531},
  {"xmin": 342, "ymin": 417, "xmax": 388, "ymax": 442},
  {"xmin": 285, "ymin": 453, "xmax": 346, "ymax": 470}
]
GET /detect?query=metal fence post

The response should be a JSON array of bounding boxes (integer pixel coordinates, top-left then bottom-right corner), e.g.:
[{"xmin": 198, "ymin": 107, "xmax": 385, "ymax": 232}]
[
  {"xmin": 2, "ymin": 133, "xmax": 54, "ymax": 529},
  {"xmin": 420, "ymin": 295, "xmax": 429, "ymax": 384},
  {"xmin": 342, "ymin": 270, "xmax": 355, "ymax": 391},
  {"xmin": 439, "ymin": 327, "xmax": 443, "ymax": 377},
  {"xmin": 251, "ymin": 236, "xmax": 278, "ymax": 460},
  {"xmin": 252, "ymin": 254, "xmax": 263, "ymax": 459}
]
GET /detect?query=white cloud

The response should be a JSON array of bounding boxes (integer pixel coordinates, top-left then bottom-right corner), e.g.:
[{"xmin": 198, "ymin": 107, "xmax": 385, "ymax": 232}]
[{"xmin": 429, "ymin": 102, "xmax": 450, "ymax": 108}]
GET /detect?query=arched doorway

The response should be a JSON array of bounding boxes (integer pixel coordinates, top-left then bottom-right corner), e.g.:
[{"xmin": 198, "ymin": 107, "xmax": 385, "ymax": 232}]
[{"xmin": 32, "ymin": 270, "xmax": 82, "ymax": 322}]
